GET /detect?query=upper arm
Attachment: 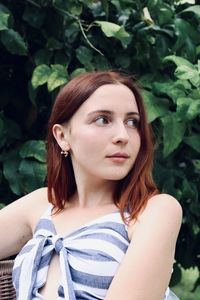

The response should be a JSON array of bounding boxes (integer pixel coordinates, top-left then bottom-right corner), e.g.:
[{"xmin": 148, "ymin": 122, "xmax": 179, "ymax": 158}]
[
  {"xmin": 105, "ymin": 194, "xmax": 182, "ymax": 300},
  {"xmin": 0, "ymin": 187, "xmax": 48, "ymax": 259}
]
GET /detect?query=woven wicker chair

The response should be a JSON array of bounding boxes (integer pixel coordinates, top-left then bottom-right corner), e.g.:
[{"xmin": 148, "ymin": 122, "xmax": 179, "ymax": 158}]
[{"xmin": 0, "ymin": 260, "xmax": 16, "ymax": 300}]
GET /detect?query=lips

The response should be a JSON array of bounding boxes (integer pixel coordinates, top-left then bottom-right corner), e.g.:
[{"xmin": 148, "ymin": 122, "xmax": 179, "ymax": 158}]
[{"xmin": 106, "ymin": 152, "xmax": 130, "ymax": 158}]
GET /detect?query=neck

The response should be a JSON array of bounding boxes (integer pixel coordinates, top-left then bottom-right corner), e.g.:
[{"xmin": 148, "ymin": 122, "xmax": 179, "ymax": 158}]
[{"xmin": 71, "ymin": 178, "xmax": 116, "ymax": 208}]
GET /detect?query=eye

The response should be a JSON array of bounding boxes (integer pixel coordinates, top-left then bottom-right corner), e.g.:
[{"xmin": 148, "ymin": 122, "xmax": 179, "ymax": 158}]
[
  {"xmin": 94, "ymin": 116, "xmax": 110, "ymax": 126},
  {"xmin": 126, "ymin": 118, "xmax": 140, "ymax": 128}
]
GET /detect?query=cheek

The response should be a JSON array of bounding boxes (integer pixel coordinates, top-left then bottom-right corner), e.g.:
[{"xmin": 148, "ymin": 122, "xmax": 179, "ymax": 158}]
[{"xmin": 70, "ymin": 128, "xmax": 105, "ymax": 154}]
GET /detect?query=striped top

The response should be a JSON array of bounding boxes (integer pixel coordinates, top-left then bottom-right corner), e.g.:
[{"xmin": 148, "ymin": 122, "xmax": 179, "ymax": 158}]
[{"xmin": 12, "ymin": 205, "xmax": 179, "ymax": 300}]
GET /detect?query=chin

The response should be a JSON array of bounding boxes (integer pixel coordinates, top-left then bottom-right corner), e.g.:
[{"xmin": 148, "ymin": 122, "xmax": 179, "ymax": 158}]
[{"xmin": 104, "ymin": 172, "xmax": 130, "ymax": 181}]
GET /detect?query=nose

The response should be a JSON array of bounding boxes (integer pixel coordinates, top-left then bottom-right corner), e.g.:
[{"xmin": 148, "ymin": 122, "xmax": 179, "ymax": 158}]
[{"xmin": 112, "ymin": 122, "xmax": 129, "ymax": 145}]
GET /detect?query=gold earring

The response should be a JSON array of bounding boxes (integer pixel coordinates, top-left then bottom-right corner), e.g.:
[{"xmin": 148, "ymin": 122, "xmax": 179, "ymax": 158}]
[{"xmin": 61, "ymin": 150, "xmax": 68, "ymax": 157}]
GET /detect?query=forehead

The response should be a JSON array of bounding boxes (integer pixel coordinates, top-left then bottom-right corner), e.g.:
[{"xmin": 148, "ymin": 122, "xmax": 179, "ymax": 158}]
[{"xmin": 78, "ymin": 83, "xmax": 139, "ymax": 113}]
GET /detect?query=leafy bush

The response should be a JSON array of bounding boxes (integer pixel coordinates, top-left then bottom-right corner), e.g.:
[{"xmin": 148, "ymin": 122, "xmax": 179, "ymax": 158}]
[{"xmin": 0, "ymin": 0, "xmax": 199, "ymax": 289}]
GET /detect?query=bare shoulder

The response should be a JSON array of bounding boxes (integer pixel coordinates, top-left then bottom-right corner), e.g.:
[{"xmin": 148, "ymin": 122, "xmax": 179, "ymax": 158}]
[
  {"xmin": 26, "ymin": 187, "xmax": 49, "ymax": 229},
  {"xmin": 19, "ymin": 186, "xmax": 48, "ymax": 208},
  {"xmin": 0, "ymin": 187, "xmax": 49, "ymax": 231},
  {"xmin": 128, "ymin": 193, "xmax": 183, "ymax": 240},
  {"xmin": 145, "ymin": 193, "xmax": 182, "ymax": 218},
  {"xmin": 16, "ymin": 187, "xmax": 49, "ymax": 228},
  {"xmin": 3, "ymin": 187, "xmax": 48, "ymax": 210}
]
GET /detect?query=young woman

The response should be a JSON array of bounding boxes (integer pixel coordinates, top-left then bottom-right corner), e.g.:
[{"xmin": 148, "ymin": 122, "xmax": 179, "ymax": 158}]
[{"xmin": 0, "ymin": 71, "xmax": 182, "ymax": 300}]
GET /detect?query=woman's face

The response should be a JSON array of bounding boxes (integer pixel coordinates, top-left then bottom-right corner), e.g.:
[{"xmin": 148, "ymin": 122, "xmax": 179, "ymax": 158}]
[{"xmin": 63, "ymin": 84, "xmax": 141, "ymax": 183}]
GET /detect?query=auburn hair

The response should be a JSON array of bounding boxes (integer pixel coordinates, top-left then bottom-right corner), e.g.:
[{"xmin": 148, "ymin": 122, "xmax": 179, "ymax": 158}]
[{"xmin": 47, "ymin": 71, "xmax": 158, "ymax": 222}]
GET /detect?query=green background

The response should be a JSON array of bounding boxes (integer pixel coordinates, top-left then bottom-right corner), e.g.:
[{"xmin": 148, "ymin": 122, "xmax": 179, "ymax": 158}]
[{"xmin": 0, "ymin": 1, "xmax": 200, "ymax": 298}]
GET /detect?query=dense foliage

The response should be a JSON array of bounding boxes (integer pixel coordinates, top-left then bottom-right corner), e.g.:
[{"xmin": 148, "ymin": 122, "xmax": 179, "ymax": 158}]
[{"xmin": 0, "ymin": 0, "xmax": 199, "ymax": 290}]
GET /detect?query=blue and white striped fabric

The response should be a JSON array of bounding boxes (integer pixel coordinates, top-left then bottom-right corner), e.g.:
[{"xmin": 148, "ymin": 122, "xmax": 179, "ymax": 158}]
[{"xmin": 12, "ymin": 204, "xmax": 179, "ymax": 300}]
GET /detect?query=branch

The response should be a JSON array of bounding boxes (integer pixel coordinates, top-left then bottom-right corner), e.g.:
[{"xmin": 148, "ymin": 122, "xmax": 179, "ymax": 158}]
[
  {"xmin": 26, "ymin": 0, "xmax": 41, "ymax": 8},
  {"xmin": 77, "ymin": 19, "xmax": 104, "ymax": 56},
  {"xmin": 54, "ymin": 6, "xmax": 104, "ymax": 56}
]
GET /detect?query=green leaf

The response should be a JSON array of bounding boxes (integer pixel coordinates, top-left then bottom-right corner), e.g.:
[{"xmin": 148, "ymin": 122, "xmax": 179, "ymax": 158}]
[
  {"xmin": 34, "ymin": 49, "xmax": 52, "ymax": 65},
  {"xmin": 76, "ymin": 46, "xmax": 94, "ymax": 70},
  {"xmin": 175, "ymin": 79, "xmax": 192, "ymax": 90},
  {"xmin": 164, "ymin": 56, "xmax": 200, "ymax": 86},
  {"xmin": 115, "ymin": 53, "xmax": 130, "ymax": 68},
  {"xmin": 176, "ymin": 97, "xmax": 192, "ymax": 118},
  {"xmin": 176, "ymin": 98, "xmax": 200, "ymax": 120},
  {"xmin": 3, "ymin": 156, "xmax": 22, "ymax": 195},
  {"xmin": 70, "ymin": 68, "xmax": 87, "ymax": 79},
  {"xmin": 19, "ymin": 159, "xmax": 47, "ymax": 193},
  {"xmin": 95, "ymin": 21, "xmax": 130, "ymax": 45},
  {"xmin": 0, "ymin": 12, "xmax": 9, "ymax": 30},
  {"xmin": 142, "ymin": 90, "xmax": 168, "ymax": 122},
  {"xmin": 1, "ymin": 28, "xmax": 27, "ymax": 55},
  {"xmin": 184, "ymin": 134, "xmax": 200, "ymax": 153},
  {"xmin": 175, "ymin": 65, "xmax": 197, "ymax": 78},
  {"xmin": 47, "ymin": 65, "xmax": 68, "ymax": 92},
  {"xmin": 152, "ymin": 81, "xmax": 186, "ymax": 104},
  {"xmin": 19, "ymin": 140, "xmax": 46, "ymax": 163},
  {"xmin": 161, "ymin": 114, "xmax": 186, "ymax": 157},
  {"xmin": 187, "ymin": 100, "xmax": 200, "ymax": 120},
  {"xmin": 114, "ymin": 26, "xmax": 131, "ymax": 46},
  {"xmin": 95, "ymin": 21, "xmax": 120, "ymax": 37},
  {"xmin": 181, "ymin": 5, "xmax": 200, "ymax": 18},
  {"xmin": 46, "ymin": 37, "xmax": 63, "ymax": 50},
  {"xmin": 54, "ymin": 51, "xmax": 69, "ymax": 65},
  {"xmin": 64, "ymin": 23, "xmax": 79, "ymax": 43},
  {"xmin": 157, "ymin": 7, "xmax": 173, "ymax": 25},
  {"xmin": 31, "ymin": 64, "xmax": 52, "ymax": 89},
  {"xmin": 175, "ymin": 65, "xmax": 199, "ymax": 87},
  {"xmin": 190, "ymin": 88, "xmax": 200, "ymax": 99},
  {"xmin": 69, "ymin": 4, "xmax": 82, "ymax": 16},
  {"xmin": 47, "ymin": 72, "xmax": 67, "ymax": 92},
  {"xmin": 163, "ymin": 55, "xmax": 194, "ymax": 69},
  {"xmin": 93, "ymin": 54, "xmax": 111, "ymax": 70},
  {"xmin": 173, "ymin": 18, "xmax": 200, "ymax": 56},
  {"xmin": 51, "ymin": 64, "xmax": 67, "ymax": 72},
  {"xmin": 23, "ymin": 6, "xmax": 45, "ymax": 28},
  {"xmin": 0, "ymin": 113, "xmax": 21, "ymax": 148}
]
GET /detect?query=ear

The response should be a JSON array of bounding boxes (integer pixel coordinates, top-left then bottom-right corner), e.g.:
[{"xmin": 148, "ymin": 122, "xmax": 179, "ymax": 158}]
[{"xmin": 52, "ymin": 124, "xmax": 70, "ymax": 151}]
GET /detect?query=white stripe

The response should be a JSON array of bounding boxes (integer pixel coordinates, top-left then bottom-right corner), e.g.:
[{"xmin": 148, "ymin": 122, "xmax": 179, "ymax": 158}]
[
  {"xmin": 59, "ymin": 251, "xmax": 70, "ymax": 299},
  {"xmin": 65, "ymin": 239, "xmax": 125, "ymax": 262},
  {"xmin": 69, "ymin": 255, "xmax": 119, "ymax": 276},
  {"xmin": 63, "ymin": 227, "xmax": 129, "ymax": 245},
  {"xmin": 35, "ymin": 265, "xmax": 49, "ymax": 286},
  {"xmin": 34, "ymin": 228, "xmax": 54, "ymax": 237},
  {"xmin": 14, "ymin": 239, "xmax": 39, "ymax": 264},
  {"xmin": 41, "ymin": 244, "xmax": 54, "ymax": 256},
  {"xmin": 17, "ymin": 242, "xmax": 40, "ymax": 299}
]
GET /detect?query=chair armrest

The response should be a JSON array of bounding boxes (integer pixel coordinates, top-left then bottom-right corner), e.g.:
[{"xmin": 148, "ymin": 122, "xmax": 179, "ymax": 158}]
[{"xmin": 0, "ymin": 260, "xmax": 16, "ymax": 300}]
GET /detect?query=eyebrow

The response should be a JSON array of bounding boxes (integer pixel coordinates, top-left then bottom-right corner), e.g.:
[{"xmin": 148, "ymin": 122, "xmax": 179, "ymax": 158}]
[{"xmin": 88, "ymin": 110, "xmax": 140, "ymax": 117}]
